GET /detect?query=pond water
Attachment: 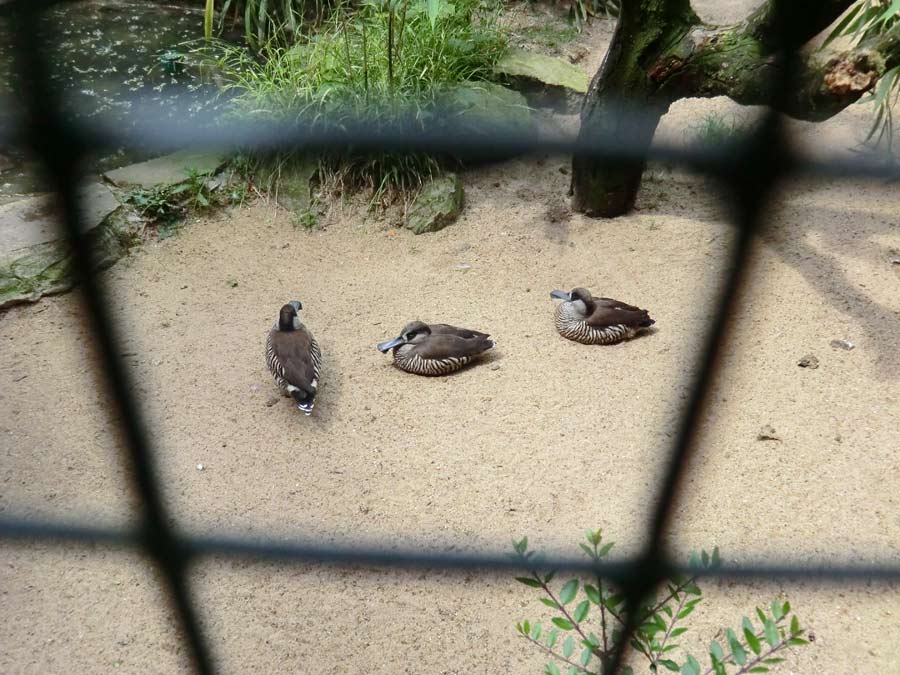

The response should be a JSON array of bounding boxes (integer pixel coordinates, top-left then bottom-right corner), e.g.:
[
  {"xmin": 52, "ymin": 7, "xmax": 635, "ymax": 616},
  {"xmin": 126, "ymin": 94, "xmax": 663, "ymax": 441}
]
[{"xmin": 0, "ymin": 0, "xmax": 237, "ymax": 203}]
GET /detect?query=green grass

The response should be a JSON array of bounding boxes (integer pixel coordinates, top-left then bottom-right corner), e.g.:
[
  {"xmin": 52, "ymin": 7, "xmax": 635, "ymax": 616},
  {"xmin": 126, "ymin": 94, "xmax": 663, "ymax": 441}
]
[
  {"xmin": 514, "ymin": 22, "xmax": 579, "ymax": 51},
  {"xmin": 689, "ymin": 113, "xmax": 754, "ymax": 147},
  {"xmin": 205, "ymin": 0, "xmax": 330, "ymax": 47},
  {"xmin": 203, "ymin": 0, "xmax": 508, "ymax": 202}
]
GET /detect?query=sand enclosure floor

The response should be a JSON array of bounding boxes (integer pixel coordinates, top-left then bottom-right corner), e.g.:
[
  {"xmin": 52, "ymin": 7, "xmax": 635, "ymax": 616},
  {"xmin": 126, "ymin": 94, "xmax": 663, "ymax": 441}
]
[
  {"xmin": 2, "ymin": 4, "xmax": 900, "ymax": 674},
  {"xmin": 2, "ymin": 140, "xmax": 899, "ymax": 673}
]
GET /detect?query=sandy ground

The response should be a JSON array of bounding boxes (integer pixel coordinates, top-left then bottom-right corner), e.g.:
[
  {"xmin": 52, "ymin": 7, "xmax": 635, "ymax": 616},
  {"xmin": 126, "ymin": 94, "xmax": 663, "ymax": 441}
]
[{"xmin": 2, "ymin": 2, "xmax": 900, "ymax": 674}]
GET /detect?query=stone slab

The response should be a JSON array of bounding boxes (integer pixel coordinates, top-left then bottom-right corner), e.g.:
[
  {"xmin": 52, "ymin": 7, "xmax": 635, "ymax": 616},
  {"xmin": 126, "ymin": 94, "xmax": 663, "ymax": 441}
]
[
  {"xmin": 0, "ymin": 182, "xmax": 120, "ymax": 255},
  {"xmin": 0, "ymin": 182, "xmax": 129, "ymax": 309},
  {"xmin": 104, "ymin": 150, "xmax": 225, "ymax": 188},
  {"xmin": 494, "ymin": 48, "xmax": 590, "ymax": 93}
]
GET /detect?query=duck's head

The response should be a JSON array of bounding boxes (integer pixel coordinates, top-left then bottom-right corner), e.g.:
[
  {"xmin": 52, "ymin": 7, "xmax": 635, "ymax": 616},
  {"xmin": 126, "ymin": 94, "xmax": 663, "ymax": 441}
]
[
  {"xmin": 278, "ymin": 300, "xmax": 303, "ymax": 331},
  {"xmin": 377, "ymin": 321, "xmax": 431, "ymax": 352},
  {"xmin": 550, "ymin": 287, "xmax": 592, "ymax": 303}
]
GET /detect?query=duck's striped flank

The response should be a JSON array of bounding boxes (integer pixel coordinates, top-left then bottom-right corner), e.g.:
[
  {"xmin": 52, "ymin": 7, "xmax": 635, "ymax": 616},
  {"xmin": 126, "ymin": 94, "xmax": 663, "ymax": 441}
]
[
  {"xmin": 393, "ymin": 347, "xmax": 474, "ymax": 376},
  {"xmin": 554, "ymin": 303, "xmax": 637, "ymax": 345}
]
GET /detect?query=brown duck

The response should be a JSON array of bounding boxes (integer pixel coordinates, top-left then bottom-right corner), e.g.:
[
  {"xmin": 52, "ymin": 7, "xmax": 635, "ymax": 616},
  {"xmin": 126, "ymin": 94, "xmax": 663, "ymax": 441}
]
[
  {"xmin": 377, "ymin": 321, "xmax": 494, "ymax": 375},
  {"xmin": 550, "ymin": 287, "xmax": 654, "ymax": 345},
  {"xmin": 266, "ymin": 301, "xmax": 322, "ymax": 414}
]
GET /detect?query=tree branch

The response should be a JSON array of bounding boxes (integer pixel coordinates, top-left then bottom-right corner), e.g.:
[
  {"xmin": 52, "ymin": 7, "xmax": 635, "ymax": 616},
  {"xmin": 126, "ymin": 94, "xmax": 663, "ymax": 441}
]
[
  {"xmin": 638, "ymin": 577, "xmax": 696, "ymax": 625},
  {"xmin": 743, "ymin": 1, "xmax": 856, "ymax": 51},
  {"xmin": 522, "ymin": 634, "xmax": 594, "ymax": 674},
  {"xmin": 699, "ymin": 637, "xmax": 791, "ymax": 675},
  {"xmin": 698, "ymin": 617, "xmax": 799, "ymax": 675},
  {"xmin": 649, "ymin": 14, "xmax": 900, "ymax": 121},
  {"xmin": 653, "ymin": 592, "xmax": 688, "ymax": 662},
  {"xmin": 532, "ymin": 573, "xmax": 597, "ymax": 655},
  {"xmin": 597, "ymin": 577, "xmax": 610, "ymax": 654}
]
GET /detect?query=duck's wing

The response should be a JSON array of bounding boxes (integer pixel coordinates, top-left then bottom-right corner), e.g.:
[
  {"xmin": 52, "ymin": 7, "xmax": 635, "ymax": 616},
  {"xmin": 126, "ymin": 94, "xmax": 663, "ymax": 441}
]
[
  {"xmin": 428, "ymin": 323, "xmax": 491, "ymax": 340},
  {"xmin": 269, "ymin": 325, "xmax": 320, "ymax": 394},
  {"xmin": 586, "ymin": 298, "xmax": 654, "ymax": 328},
  {"xmin": 594, "ymin": 297, "xmax": 642, "ymax": 312},
  {"xmin": 415, "ymin": 333, "xmax": 494, "ymax": 360}
]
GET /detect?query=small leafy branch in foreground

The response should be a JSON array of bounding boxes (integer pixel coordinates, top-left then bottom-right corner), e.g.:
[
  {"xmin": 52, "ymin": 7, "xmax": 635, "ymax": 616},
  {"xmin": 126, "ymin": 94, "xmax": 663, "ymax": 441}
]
[{"xmin": 512, "ymin": 531, "xmax": 810, "ymax": 675}]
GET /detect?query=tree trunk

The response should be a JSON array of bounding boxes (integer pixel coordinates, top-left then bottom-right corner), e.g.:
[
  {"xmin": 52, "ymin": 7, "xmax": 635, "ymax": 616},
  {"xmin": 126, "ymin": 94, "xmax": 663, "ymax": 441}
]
[
  {"xmin": 571, "ymin": 0, "xmax": 698, "ymax": 217},
  {"xmin": 571, "ymin": 0, "xmax": 900, "ymax": 219}
]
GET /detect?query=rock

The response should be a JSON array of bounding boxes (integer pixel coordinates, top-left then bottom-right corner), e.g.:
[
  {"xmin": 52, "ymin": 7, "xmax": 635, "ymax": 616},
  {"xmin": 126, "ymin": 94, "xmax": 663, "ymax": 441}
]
[
  {"xmin": 405, "ymin": 173, "xmax": 464, "ymax": 235},
  {"xmin": 265, "ymin": 396, "xmax": 279, "ymax": 407},
  {"xmin": 104, "ymin": 150, "xmax": 226, "ymax": 188},
  {"xmin": 1, "ymin": 183, "xmax": 135, "ymax": 309},
  {"xmin": 442, "ymin": 83, "xmax": 534, "ymax": 141},
  {"xmin": 496, "ymin": 47, "xmax": 589, "ymax": 93},
  {"xmin": 757, "ymin": 425, "xmax": 782, "ymax": 442},
  {"xmin": 0, "ymin": 153, "xmax": 13, "ymax": 172},
  {"xmin": 259, "ymin": 158, "xmax": 318, "ymax": 214},
  {"xmin": 797, "ymin": 354, "xmax": 819, "ymax": 369},
  {"xmin": 890, "ymin": 256, "xmax": 900, "ymax": 265},
  {"xmin": 830, "ymin": 339, "xmax": 855, "ymax": 351},
  {"xmin": 494, "ymin": 47, "xmax": 589, "ymax": 112}
]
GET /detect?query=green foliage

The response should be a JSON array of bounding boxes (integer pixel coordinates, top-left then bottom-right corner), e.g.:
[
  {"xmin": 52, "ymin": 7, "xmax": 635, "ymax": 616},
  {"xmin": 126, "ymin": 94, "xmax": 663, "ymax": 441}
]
[
  {"xmin": 292, "ymin": 207, "xmax": 321, "ymax": 230},
  {"xmin": 204, "ymin": 0, "xmax": 328, "ymax": 47},
  {"xmin": 513, "ymin": 21, "xmax": 579, "ymax": 51},
  {"xmin": 556, "ymin": 0, "xmax": 619, "ymax": 30},
  {"xmin": 124, "ymin": 167, "xmax": 249, "ymax": 238},
  {"xmin": 205, "ymin": 0, "xmax": 508, "ymax": 201},
  {"xmin": 688, "ymin": 113, "xmax": 755, "ymax": 148},
  {"xmin": 512, "ymin": 530, "xmax": 810, "ymax": 675},
  {"xmin": 822, "ymin": 1, "xmax": 900, "ymax": 152}
]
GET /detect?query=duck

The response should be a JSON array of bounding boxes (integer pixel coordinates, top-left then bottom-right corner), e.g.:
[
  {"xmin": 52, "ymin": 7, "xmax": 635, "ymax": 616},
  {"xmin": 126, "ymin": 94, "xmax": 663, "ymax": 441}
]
[
  {"xmin": 266, "ymin": 301, "xmax": 322, "ymax": 414},
  {"xmin": 376, "ymin": 321, "xmax": 494, "ymax": 375},
  {"xmin": 550, "ymin": 287, "xmax": 654, "ymax": 345}
]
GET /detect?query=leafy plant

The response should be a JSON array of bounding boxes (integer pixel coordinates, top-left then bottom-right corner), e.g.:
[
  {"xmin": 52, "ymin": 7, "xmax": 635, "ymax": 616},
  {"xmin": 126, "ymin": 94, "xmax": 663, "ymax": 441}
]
[
  {"xmin": 204, "ymin": 0, "xmax": 330, "ymax": 47},
  {"xmin": 123, "ymin": 167, "xmax": 247, "ymax": 237},
  {"xmin": 512, "ymin": 530, "xmax": 810, "ymax": 675},
  {"xmin": 688, "ymin": 113, "xmax": 755, "ymax": 148},
  {"xmin": 560, "ymin": 0, "xmax": 619, "ymax": 30},
  {"xmin": 822, "ymin": 1, "xmax": 900, "ymax": 152},
  {"xmin": 293, "ymin": 206, "xmax": 321, "ymax": 229},
  {"xmin": 204, "ymin": 0, "xmax": 508, "ymax": 202}
]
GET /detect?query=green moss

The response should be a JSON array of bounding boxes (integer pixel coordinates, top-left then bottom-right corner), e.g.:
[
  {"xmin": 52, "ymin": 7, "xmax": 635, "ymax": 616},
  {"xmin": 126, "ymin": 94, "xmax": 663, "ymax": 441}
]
[
  {"xmin": 0, "ymin": 209, "xmax": 135, "ymax": 309},
  {"xmin": 405, "ymin": 172, "xmax": 464, "ymax": 234}
]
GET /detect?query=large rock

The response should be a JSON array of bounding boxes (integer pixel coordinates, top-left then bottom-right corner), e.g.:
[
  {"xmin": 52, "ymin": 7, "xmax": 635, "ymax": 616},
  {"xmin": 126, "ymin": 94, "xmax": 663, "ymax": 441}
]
[
  {"xmin": 405, "ymin": 173, "xmax": 464, "ymax": 235},
  {"xmin": 260, "ymin": 158, "xmax": 318, "ymax": 214},
  {"xmin": 445, "ymin": 82, "xmax": 534, "ymax": 138},
  {"xmin": 0, "ymin": 183, "xmax": 136, "ymax": 309},
  {"xmin": 104, "ymin": 150, "xmax": 225, "ymax": 188},
  {"xmin": 494, "ymin": 47, "xmax": 589, "ymax": 113}
]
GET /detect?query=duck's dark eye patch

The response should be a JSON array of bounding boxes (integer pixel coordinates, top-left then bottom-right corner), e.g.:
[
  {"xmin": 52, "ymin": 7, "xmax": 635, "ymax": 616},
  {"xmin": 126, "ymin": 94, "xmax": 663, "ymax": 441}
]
[{"xmin": 405, "ymin": 331, "xmax": 417, "ymax": 340}]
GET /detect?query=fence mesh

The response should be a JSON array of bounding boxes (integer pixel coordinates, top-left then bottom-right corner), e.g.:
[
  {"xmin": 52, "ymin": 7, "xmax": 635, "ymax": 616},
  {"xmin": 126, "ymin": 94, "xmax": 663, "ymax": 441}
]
[{"xmin": 1, "ymin": 1, "xmax": 899, "ymax": 674}]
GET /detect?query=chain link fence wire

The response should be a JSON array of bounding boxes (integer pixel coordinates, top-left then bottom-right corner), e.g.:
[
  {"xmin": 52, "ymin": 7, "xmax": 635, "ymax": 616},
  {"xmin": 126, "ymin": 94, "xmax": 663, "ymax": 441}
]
[{"xmin": 1, "ymin": 1, "xmax": 899, "ymax": 673}]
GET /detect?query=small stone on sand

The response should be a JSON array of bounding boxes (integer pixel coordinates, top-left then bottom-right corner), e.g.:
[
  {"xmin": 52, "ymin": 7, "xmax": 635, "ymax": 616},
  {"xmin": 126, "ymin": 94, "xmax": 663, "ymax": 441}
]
[{"xmin": 798, "ymin": 354, "xmax": 819, "ymax": 369}]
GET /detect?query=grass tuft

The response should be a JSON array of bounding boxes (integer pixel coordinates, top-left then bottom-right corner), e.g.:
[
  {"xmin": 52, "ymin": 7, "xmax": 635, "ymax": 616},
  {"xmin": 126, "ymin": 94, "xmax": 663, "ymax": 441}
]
[{"xmin": 200, "ymin": 0, "xmax": 508, "ymax": 204}]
